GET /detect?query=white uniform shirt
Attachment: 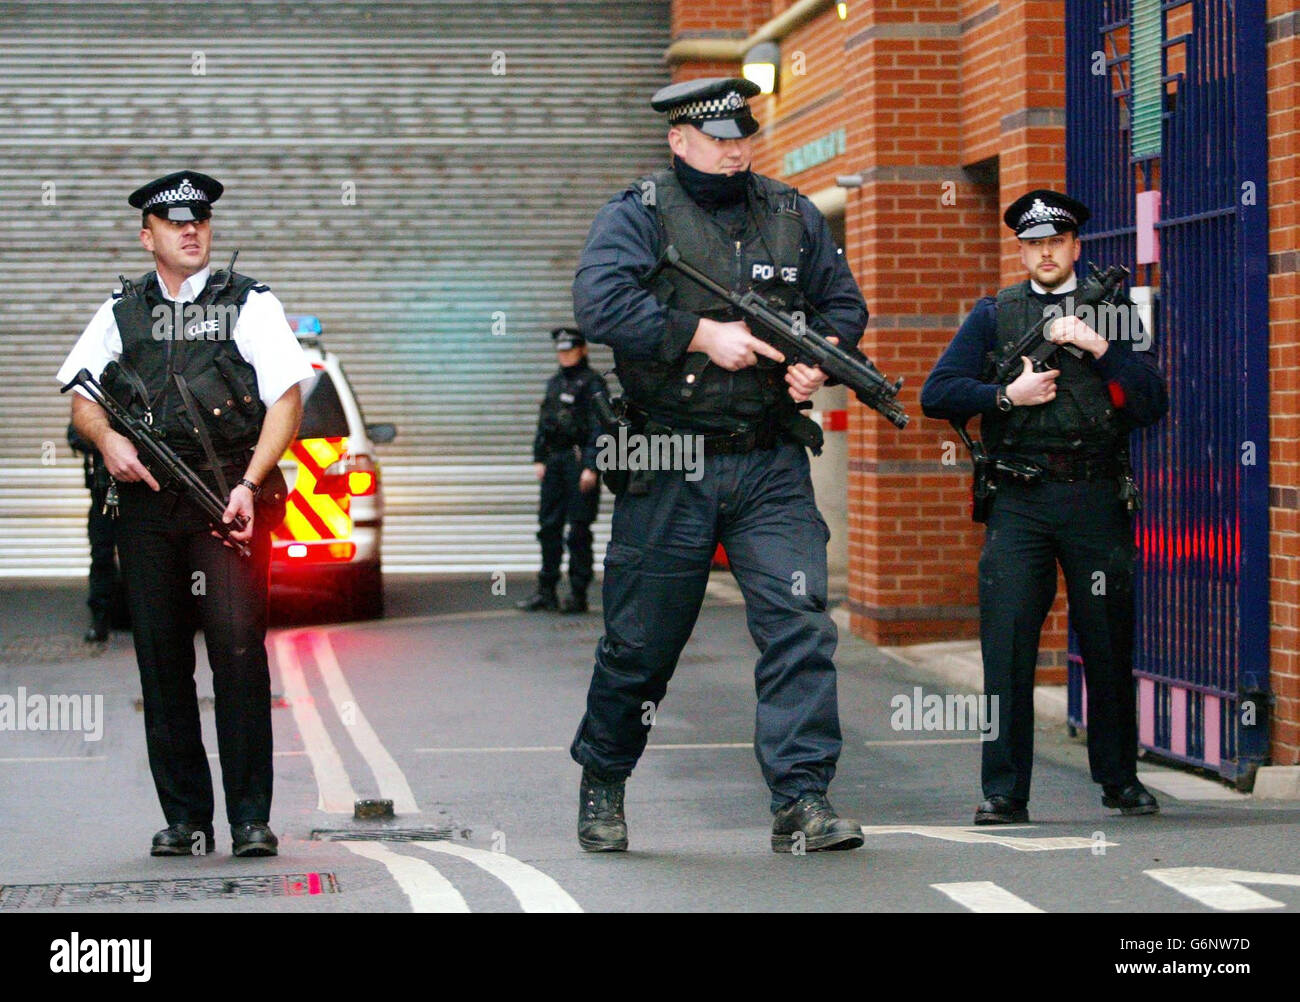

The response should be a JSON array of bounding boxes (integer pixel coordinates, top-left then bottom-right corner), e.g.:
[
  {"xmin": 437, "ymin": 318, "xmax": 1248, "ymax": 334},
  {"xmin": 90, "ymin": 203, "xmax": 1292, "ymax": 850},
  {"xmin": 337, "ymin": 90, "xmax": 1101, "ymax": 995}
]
[{"xmin": 56, "ymin": 264, "xmax": 314, "ymax": 406}]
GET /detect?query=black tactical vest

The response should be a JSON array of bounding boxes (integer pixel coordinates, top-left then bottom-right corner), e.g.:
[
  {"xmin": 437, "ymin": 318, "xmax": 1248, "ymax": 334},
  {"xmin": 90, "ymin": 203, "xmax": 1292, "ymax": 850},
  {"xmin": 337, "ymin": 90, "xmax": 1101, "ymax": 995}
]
[
  {"xmin": 539, "ymin": 361, "xmax": 601, "ymax": 453},
  {"xmin": 982, "ymin": 280, "xmax": 1120, "ymax": 458},
  {"xmin": 105, "ymin": 267, "xmax": 268, "ymax": 460},
  {"xmin": 625, "ymin": 168, "xmax": 805, "ymax": 432}
]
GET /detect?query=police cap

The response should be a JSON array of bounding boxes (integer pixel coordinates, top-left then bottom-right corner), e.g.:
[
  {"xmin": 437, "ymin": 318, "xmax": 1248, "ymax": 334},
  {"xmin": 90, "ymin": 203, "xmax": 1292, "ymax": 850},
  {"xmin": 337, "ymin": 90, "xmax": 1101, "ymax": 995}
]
[
  {"xmin": 551, "ymin": 326, "xmax": 585, "ymax": 351},
  {"xmin": 1004, "ymin": 189, "xmax": 1091, "ymax": 240},
  {"xmin": 128, "ymin": 171, "xmax": 223, "ymax": 222},
  {"xmin": 651, "ymin": 77, "xmax": 762, "ymax": 140}
]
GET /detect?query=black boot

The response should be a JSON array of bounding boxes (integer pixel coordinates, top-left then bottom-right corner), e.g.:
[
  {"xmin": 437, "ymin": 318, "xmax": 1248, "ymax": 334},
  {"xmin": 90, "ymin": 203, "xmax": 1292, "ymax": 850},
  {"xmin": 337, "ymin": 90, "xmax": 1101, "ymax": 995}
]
[
  {"xmin": 83, "ymin": 609, "xmax": 110, "ymax": 644},
  {"xmin": 974, "ymin": 794, "xmax": 1030, "ymax": 825},
  {"xmin": 232, "ymin": 822, "xmax": 280, "ymax": 857},
  {"xmin": 771, "ymin": 793, "xmax": 864, "ymax": 852},
  {"xmin": 151, "ymin": 822, "xmax": 215, "ymax": 857},
  {"xmin": 560, "ymin": 590, "xmax": 588, "ymax": 614},
  {"xmin": 517, "ymin": 587, "xmax": 558, "ymax": 611},
  {"xmin": 578, "ymin": 768, "xmax": 628, "ymax": 852},
  {"xmin": 1102, "ymin": 781, "xmax": 1159, "ymax": 816}
]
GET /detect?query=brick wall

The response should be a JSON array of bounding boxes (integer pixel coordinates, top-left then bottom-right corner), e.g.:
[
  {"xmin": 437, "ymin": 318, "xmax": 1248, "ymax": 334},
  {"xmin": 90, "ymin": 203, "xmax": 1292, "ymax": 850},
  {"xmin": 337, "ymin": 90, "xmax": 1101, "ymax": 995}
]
[{"xmin": 1267, "ymin": 1, "xmax": 1299, "ymax": 765}]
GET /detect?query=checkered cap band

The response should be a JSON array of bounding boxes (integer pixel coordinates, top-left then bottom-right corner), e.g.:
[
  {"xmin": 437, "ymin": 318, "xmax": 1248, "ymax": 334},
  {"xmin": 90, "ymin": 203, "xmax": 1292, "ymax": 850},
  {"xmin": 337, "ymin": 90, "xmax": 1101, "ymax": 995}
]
[
  {"xmin": 667, "ymin": 89, "xmax": 748, "ymax": 124},
  {"xmin": 1017, "ymin": 197, "xmax": 1078, "ymax": 231},
  {"xmin": 142, "ymin": 177, "xmax": 211, "ymax": 209}
]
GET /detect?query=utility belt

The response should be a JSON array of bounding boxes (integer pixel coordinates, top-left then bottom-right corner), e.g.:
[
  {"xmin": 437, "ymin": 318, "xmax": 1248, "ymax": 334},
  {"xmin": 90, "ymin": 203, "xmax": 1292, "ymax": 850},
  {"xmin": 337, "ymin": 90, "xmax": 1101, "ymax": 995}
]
[{"xmin": 995, "ymin": 452, "xmax": 1123, "ymax": 485}]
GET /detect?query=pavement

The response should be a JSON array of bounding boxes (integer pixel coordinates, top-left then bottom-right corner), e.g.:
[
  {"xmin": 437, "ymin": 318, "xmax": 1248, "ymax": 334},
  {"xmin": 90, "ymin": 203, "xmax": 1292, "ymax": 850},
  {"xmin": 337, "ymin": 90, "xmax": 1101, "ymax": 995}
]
[{"xmin": 1, "ymin": 572, "xmax": 1298, "ymax": 919}]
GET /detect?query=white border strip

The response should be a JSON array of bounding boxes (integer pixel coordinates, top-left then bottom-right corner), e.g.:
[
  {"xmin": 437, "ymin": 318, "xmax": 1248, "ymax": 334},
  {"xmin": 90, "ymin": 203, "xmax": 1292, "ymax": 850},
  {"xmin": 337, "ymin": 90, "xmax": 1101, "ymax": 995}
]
[
  {"xmin": 273, "ymin": 632, "xmax": 356, "ymax": 813},
  {"xmin": 414, "ymin": 842, "xmax": 582, "ymax": 914},
  {"xmin": 343, "ymin": 841, "xmax": 469, "ymax": 913}
]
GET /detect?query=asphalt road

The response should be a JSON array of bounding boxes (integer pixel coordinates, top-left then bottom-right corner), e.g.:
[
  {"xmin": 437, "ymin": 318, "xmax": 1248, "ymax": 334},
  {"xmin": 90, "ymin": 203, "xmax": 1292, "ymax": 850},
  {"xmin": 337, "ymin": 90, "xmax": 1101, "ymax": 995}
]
[{"xmin": 2, "ymin": 575, "xmax": 1299, "ymax": 919}]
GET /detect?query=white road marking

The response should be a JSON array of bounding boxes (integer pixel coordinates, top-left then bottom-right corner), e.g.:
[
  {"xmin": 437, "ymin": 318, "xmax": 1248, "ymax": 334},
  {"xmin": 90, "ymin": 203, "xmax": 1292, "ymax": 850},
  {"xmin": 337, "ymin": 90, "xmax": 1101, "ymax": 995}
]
[
  {"xmin": 413, "ymin": 841, "xmax": 582, "ymax": 913},
  {"xmin": 933, "ymin": 881, "xmax": 1044, "ymax": 913},
  {"xmin": 1137, "ymin": 770, "xmax": 1249, "ymax": 801},
  {"xmin": 0, "ymin": 755, "xmax": 106, "ymax": 764},
  {"xmin": 310, "ymin": 631, "xmax": 419, "ymax": 814},
  {"xmin": 860, "ymin": 825, "xmax": 1116, "ymax": 852},
  {"xmin": 273, "ymin": 632, "xmax": 357, "ymax": 813},
  {"xmin": 342, "ymin": 841, "xmax": 469, "ymax": 913},
  {"xmin": 1145, "ymin": 867, "xmax": 1300, "ymax": 911}
]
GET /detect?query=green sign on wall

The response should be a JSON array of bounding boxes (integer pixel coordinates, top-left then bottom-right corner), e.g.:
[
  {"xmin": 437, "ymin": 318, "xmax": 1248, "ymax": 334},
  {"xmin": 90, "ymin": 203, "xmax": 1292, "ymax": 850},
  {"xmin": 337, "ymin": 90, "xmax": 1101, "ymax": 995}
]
[{"xmin": 782, "ymin": 128, "xmax": 846, "ymax": 176}]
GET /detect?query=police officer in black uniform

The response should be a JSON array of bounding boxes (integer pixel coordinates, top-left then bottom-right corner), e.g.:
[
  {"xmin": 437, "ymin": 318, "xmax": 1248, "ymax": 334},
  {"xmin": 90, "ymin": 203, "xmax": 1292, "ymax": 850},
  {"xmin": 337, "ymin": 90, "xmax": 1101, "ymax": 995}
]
[
  {"xmin": 518, "ymin": 326, "xmax": 607, "ymax": 614},
  {"xmin": 67, "ymin": 423, "xmax": 129, "ymax": 643},
  {"xmin": 568, "ymin": 78, "xmax": 869, "ymax": 853},
  {"xmin": 921, "ymin": 189, "xmax": 1169, "ymax": 824},
  {"xmin": 57, "ymin": 171, "xmax": 311, "ymax": 857}
]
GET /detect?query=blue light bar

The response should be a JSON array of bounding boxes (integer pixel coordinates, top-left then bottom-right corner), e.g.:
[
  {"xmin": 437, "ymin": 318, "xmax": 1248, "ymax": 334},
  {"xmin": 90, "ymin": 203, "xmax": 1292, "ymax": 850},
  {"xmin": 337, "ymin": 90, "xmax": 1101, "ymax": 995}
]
[{"xmin": 288, "ymin": 314, "xmax": 323, "ymax": 336}]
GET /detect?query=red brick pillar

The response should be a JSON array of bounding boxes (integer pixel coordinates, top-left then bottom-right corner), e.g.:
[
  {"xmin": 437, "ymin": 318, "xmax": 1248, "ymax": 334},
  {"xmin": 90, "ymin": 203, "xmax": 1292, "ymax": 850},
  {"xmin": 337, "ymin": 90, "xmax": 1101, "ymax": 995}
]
[{"xmin": 1267, "ymin": 1, "xmax": 1300, "ymax": 765}]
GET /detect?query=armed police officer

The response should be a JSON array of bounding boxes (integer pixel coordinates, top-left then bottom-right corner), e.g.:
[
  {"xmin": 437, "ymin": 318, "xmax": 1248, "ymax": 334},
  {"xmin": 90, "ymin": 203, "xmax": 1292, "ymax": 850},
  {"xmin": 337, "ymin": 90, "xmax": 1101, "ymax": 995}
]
[
  {"xmin": 921, "ymin": 190, "xmax": 1168, "ymax": 825},
  {"xmin": 517, "ymin": 326, "xmax": 607, "ymax": 614},
  {"xmin": 568, "ymin": 78, "xmax": 870, "ymax": 853},
  {"xmin": 56, "ymin": 171, "xmax": 312, "ymax": 857}
]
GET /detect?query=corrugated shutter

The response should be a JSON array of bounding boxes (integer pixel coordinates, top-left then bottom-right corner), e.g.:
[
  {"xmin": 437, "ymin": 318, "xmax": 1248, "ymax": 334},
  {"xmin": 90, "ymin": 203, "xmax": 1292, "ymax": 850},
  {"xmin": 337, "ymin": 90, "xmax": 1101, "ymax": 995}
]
[{"xmin": 0, "ymin": 0, "xmax": 670, "ymax": 575}]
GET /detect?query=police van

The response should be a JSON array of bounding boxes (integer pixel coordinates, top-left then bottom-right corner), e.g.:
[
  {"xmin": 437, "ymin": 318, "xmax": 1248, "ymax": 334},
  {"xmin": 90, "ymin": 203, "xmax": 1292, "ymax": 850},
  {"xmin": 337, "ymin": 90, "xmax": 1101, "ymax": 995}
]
[{"xmin": 270, "ymin": 316, "xmax": 395, "ymax": 619}]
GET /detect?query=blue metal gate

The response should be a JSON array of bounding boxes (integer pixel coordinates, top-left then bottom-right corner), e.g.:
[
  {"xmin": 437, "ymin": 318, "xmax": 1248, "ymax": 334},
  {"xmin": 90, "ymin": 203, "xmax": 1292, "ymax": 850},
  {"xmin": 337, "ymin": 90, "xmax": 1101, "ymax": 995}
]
[{"xmin": 1064, "ymin": 0, "xmax": 1271, "ymax": 787}]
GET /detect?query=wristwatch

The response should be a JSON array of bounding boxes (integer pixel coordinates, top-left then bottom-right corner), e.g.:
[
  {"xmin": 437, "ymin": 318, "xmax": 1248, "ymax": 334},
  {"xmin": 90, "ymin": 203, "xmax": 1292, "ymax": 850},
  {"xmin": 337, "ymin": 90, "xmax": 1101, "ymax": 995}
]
[
  {"xmin": 237, "ymin": 477, "xmax": 262, "ymax": 498},
  {"xmin": 996, "ymin": 387, "xmax": 1014, "ymax": 412}
]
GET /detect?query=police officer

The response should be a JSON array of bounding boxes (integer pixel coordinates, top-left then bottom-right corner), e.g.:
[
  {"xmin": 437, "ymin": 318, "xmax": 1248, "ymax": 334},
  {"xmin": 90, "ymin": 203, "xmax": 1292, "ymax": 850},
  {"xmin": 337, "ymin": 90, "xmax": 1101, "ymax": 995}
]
[
  {"xmin": 56, "ymin": 171, "xmax": 312, "ymax": 857},
  {"xmin": 67, "ymin": 423, "xmax": 129, "ymax": 643},
  {"xmin": 517, "ymin": 326, "xmax": 607, "ymax": 614},
  {"xmin": 568, "ymin": 78, "xmax": 869, "ymax": 853},
  {"xmin": 921, "ymin": 189, "xmax": 1169, "ymax": 824}
]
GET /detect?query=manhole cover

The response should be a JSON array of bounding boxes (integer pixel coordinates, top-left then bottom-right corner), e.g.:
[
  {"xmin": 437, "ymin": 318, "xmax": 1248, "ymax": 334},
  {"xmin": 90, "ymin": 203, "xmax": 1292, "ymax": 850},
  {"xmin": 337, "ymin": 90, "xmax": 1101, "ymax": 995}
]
[
  {"xmin": 311, "ymin": 827, "xmax": 456, "ymax": 842},
  {"xmin": 0, "ymin": 872, "xmax": 338, "ymax": 908}
]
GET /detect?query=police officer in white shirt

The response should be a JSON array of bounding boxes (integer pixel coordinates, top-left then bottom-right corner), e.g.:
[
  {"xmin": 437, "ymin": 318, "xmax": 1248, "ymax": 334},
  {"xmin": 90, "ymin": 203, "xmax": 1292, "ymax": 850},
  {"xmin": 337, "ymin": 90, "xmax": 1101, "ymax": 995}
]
[{"xmin": 56, "ymin": 171, "xmax": 313, "ymax": 858}]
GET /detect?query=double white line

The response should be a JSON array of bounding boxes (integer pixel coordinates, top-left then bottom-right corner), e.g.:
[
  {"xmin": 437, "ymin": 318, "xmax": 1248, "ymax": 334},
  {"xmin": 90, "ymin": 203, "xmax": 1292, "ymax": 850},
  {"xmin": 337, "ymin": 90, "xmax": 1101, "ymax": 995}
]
[
  {"xmin": 272, "ymin": 628, "xmax": 581, "ymax": 913},
  {"xmin": 274, "ymin": 629, "xmax": 418, "ymax": 814}
]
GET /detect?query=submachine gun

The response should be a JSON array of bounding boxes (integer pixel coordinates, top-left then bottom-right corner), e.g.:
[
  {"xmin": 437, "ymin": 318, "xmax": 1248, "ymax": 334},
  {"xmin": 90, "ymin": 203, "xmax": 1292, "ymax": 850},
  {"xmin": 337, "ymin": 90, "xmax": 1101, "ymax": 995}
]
[
  {"xmin": 642, "ymin": 245, "xmax": 910, "ymax": 430},
  {"xmin": 61, "ymin": 367, "xmax": 252, "ymax": 557}
]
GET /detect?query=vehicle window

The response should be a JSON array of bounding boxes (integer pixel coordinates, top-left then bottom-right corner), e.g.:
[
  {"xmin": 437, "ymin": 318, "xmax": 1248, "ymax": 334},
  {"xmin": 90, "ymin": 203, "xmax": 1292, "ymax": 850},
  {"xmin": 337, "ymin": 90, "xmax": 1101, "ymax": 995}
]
[{"xmin": 297, "ymin": 370, "xmax": 350, "ymax": 439}]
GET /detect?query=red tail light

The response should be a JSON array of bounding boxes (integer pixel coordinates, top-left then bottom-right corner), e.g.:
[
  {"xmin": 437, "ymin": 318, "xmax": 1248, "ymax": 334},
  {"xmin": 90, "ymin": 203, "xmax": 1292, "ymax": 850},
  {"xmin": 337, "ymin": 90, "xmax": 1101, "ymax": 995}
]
[{"xmin": 315, "ymin": 453, "xmax": 379, "ymax": 498}]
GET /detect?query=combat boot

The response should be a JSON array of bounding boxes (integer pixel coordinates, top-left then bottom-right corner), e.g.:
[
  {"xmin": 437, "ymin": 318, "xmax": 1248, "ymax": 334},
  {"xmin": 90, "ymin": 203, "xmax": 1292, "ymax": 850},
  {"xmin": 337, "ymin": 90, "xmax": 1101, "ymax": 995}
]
[
  {"xmin": 516, "ymin": 586, "xmax": 558, "ymax": 611},
  {"xmin": 771, "ymin": 793, "xmax": 864, "ymax": 852},
  {"xmin": 578, "ymin": 768, "xmax": 628, "ymax": 852},
  {"xmin": 560, "ymin": 590, "xmax": 588, "ymax": 614}
]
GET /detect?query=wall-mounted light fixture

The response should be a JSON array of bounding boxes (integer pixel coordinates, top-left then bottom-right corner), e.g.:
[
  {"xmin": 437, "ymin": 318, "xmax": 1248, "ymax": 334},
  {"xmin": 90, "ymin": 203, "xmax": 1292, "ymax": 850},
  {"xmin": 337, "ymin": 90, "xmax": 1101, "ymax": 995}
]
[
  {"xmin": 835, "ymin": 174, "xmax": 865, "ymax": 188},
  {"xmin": 837, "ymin": 3, "xmax": 848, "ymax": 20},
  {"xmin": 743, "ymin": 41, "xmax": 780, "ymax": 95}
]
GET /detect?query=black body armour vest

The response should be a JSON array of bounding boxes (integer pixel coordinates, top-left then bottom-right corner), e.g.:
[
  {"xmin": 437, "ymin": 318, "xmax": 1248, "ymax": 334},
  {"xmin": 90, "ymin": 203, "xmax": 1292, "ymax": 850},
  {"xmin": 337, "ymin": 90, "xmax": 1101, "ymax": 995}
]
[
  {"xmin": 626, "ymin": 168, "xmax": 804, "ymax": 432},
  {"xmin": 105, "ymin": 268, "xmax": 268, "ymax": 461},
  {"xmin": 981, "ymin": 281, "xmax": 1120, "ymax": 459}
]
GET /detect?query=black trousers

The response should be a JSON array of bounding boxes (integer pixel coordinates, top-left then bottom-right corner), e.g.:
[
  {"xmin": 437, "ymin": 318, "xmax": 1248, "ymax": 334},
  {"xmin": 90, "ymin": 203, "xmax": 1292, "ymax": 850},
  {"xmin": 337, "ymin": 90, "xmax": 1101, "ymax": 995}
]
[
  {"xmin": 978, "ymin": 477, "xmax": 1139, "ymax": 801},
  {"xmin": 537, "ymin": 448, "xmax": 600, "ymax": 594},
  {"xmin": 570, "ymin": 442, "xmax": 841, "ymax": 812},
  {"xmin": 115, "ymin": 480, "xmax": 274, "ymax": 827}
]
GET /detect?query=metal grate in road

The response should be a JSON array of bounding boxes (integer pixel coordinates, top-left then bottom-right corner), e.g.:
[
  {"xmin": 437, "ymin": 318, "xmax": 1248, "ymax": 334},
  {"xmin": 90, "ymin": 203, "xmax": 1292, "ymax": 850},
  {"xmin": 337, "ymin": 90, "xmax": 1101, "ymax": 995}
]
[
  {"xmin": 0, "ymin": 872, "xmax": 339, "ymax": 908},
  {"xmin": 311, "ymin": 827, "xmax": 456, "ymax": 842}
]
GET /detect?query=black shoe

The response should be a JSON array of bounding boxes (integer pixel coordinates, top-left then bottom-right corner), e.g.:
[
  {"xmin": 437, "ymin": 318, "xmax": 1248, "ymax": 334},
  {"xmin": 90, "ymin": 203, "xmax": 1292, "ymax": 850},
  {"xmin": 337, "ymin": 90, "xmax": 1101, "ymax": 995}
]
[
  {"xmin": 771, "ymin": 793, "xmax": 864, "ymax": 852},
  {"xmin": 150, "ymin": 822, "xmax": 215, "ymax": 857},
  {"xmin": 517, "ymin": 589, "xmax": 558, "ymax": 611},
  {"xmin": 974, "ymin": 795, "xmax": 1029, "ymax": 825},
  {"xmin": 231, "ymin": 822, "xmax": 279, "ymax": 857},
  {"xmin": 578, "ymin": 768, "xmax": 628, "ymax": 852},
  {"xmin": 84, "ymin": 612, "xmax": 110, "ymax": 643},
  {"xmin": 1102, "ymin": 781, "xmax": 1159, "ymax": 815},
  {"xmin": 560, "ymin": 593, "xmax": 588, "ymax": 614}
]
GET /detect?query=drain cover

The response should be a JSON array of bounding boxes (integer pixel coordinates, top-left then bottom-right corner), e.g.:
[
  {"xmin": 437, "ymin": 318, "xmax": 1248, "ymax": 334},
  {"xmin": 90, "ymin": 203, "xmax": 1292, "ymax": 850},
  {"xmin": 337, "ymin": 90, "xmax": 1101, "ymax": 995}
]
[
  {"xmin": 311, "ymin": 827, "xmax": 455, "ymax": 842},
  {"xmin": 0, "ymin": 873, "xmax": 338, "ymax": 909}
]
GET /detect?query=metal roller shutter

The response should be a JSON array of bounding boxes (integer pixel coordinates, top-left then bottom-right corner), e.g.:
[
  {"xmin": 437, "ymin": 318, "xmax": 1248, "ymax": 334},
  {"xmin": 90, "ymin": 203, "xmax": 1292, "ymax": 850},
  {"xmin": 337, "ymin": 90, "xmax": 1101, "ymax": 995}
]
[{"xmin": 0, "ymin": 0, "xmax": 670, "ymax": 574}]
